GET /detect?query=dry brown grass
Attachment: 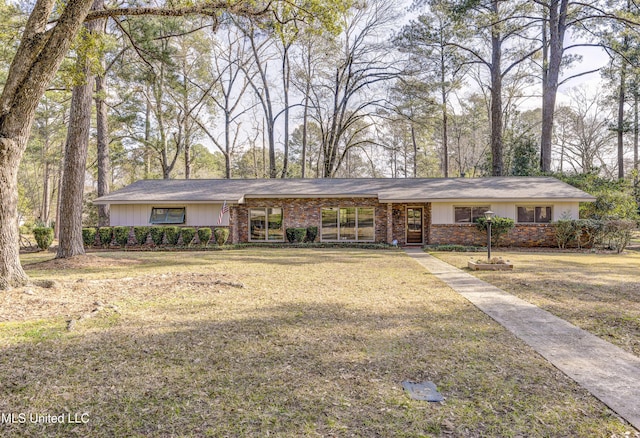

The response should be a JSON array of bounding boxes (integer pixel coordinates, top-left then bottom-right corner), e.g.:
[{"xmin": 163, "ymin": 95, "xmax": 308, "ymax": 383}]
[
  {"xmin": 0, "ymin": 249, "xmax": 637, "ymax": 437},
  {"xmin": 433, "ymin": 250, "xmax": 640, "ymax": 358}
]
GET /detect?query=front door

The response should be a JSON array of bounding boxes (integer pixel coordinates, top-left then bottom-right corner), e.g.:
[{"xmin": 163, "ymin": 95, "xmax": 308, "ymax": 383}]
[{"xmin": 406, "ymin": 208, "xmax": 423, "ymax": 244}]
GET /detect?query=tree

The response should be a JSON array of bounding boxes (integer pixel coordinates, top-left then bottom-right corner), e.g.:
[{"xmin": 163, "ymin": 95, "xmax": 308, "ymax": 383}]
[
  {"xmin": 0, "ymin": 0, "xmax": 279, "ymax": 288},
  {"xmin": 394, "ymin": 0, "xmax": 467, "ymax": 177},
  {"xmin": 311, "ymin": 0, "xmax": 400, "ymax": 177},
  {"xmin": 554, "ymin": 86, "xmax": 615, "ymax": 175},
  {"xmin": 57, "ymin": 0, "xmax": 103, "ymax": 259},
  {"xmin": 195, "ymin": 21, "xmax": 254, "ymax": 179},
  {"xmin": 449, "ymin": 0, "xmax": 539, "ymax": 176}
]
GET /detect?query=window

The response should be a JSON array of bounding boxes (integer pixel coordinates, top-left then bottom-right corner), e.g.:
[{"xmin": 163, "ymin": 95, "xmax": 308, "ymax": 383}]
[
  {"xmin": 517, "ymin": 206, "xmax": 552, "ymax": 223},
  {"xmin": 454, "ymin": 206, "xmax": 490, "ymax": 223},
  {"xmin": 321, "ymin": 207, "xmax": 375, "ymax": 242},
  {"xmin": 250, "ymin": 208, "xmax": 283, "ymax": 241},
  {"xmin": 150, "ymin": 207, "xmax": 185, "ymax": 224}
]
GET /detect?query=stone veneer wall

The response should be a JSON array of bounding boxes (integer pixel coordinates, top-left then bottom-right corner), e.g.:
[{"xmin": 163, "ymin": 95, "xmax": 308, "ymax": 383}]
[
  {"xmin": 429, "ymin": 223, "xmax": 557, "ymax": 247},
  {"xmin": 235, "ymin": 198, "xmax": 391, "ymax": 243}
]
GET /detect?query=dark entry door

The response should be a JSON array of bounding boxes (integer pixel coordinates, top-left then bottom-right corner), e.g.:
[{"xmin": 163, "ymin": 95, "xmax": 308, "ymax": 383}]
[{"xmin": 406, "ymin": 208, "xmax": 423, "ymax": 244}]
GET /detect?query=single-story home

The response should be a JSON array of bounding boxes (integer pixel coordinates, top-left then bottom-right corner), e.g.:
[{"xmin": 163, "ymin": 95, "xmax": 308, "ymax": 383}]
[{"xmin": 93, "ymin": 177, "xmax": 596, "ymax": 247}]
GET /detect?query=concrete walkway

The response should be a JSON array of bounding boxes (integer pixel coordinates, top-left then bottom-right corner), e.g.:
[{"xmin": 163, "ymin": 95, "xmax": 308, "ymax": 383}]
[{"xmin": 404, "ymin": 248, "xmax": 640, "ymax": 431}]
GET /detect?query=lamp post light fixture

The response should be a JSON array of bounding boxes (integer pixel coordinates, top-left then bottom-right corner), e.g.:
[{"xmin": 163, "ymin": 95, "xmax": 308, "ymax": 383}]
[{"xmin": 484, "ymin": 210, "xmax": 495, "ymax": 261}]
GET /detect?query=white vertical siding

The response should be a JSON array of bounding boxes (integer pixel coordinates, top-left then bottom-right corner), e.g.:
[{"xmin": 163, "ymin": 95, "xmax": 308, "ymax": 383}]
[
  {"xmin": 109, "ymin": 203, "xmax": 229, "ymax": 226},
  {"xmin": 431, "ymin": 201, "xmax": 581, "ymax": 224}
]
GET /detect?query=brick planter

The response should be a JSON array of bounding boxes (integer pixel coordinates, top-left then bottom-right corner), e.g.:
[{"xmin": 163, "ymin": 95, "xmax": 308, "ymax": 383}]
[{"xmin": 468, "ymin": 260, "xmax": 514, "ymax": 271}]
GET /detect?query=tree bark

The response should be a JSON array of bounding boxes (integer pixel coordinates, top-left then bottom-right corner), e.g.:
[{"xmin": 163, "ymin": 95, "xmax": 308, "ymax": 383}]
[
  {"xmin": 96, "ymin": 72, "xmax": 110, "ymax": 226},
  {"xmin": 57, "ymin": 0, "xmax": 102, "ymax": 259},
  {"xmin": 617, "ymin": 61, "xmax": 627, "ymax": 180},
  {"xmin": 634, "ymin": 90, "xmax": 638, "ymax": 183},
  {"xmin": 540, "ymin": 0, "xmax": 568, "ymax": 173},
  {"xmin": 490, "ymin": 2, "xmax": 503, "ymax": 177},
  {"xmin": 0, "ymin": 0, "xmax": 95, "ymax": 287}
]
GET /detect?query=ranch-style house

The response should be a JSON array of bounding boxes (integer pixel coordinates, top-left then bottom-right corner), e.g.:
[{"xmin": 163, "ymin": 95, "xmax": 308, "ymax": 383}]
[{"xmin": 93, "ymin": 177, "xmax": 596, "ymax": 247}]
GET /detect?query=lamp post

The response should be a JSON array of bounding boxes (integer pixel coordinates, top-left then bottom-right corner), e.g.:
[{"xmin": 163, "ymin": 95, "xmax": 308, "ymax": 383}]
[{"xmin": 484, "ymin": 210, "xmax": 495, "ymax": 261}]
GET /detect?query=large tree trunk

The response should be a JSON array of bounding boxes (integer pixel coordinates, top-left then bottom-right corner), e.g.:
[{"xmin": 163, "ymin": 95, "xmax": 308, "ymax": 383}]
[
  {"xmin": 490, "ymin": 8, "xmax": 503, "ymax": 177},
  {"xmin": 0, "ymin": 0, "xmax": 95, "ymax": 288},
  {"xmin": 617, "ymin": 61, "xmax": 627, "ymax": 180},
  {"xmin": 57, "ymin": 0, "xmax": 102, "ymax": 259},
  {"xmin": 0, "ymin": 140, "xmax": 29, "ymax": 289},
  {"xmin": 540, "ymin": 0, "xmax": 568, "ymax": 173},
  {"xmin": 96, "ymin": 72, "xmax": 110, "ymax": 226},
  {"xmin": 57, "ymin": 73, "xmax": 95, "ymax": 258},
  {"xmin": 634, "ymin": 90, "xmax": 639, "ymax": 183}
]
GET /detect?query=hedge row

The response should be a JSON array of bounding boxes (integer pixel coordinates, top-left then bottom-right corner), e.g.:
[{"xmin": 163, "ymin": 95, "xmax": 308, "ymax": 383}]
[
  {"xmin": 285, "ymin": 226, "xmax": 318, "ymax": 243},
  {"xmin": 555, "ymin": 218, "xmax": 637, "ymax": 253},
  {"xmin": 82, "ymin": 226, "xmax": 229, "ymax": 247}
]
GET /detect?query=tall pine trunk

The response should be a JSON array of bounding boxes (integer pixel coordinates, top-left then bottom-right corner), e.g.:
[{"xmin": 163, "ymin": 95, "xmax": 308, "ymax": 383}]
[
  {"xmin": 96, "ymin": 72, "xmax": 110, "ymax": 227},
  {"xmin": 490, "ymin": 6, "xmax": 504, "ymax": 177},
  {"xmin": 540, "ymin": 0, "xmax": 568, "ymax": 173},
  {"xmin": 57, "ymin": 0, "xmax": 102, "ymax": 258},
  {"xmin": 617, "ymin": 62, "xmax": 627, "ymax": 180}
]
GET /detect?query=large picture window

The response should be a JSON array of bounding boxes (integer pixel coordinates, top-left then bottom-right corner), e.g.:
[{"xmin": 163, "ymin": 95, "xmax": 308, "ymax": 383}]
[
  {"xmin": 517, "ymin": 206, "xmax": 552, "ymax": 223},
  {"xmin": 321, "ymin": 207, "xmax": 375, "ymax": 242},
  {"xmin": 250, "ymin": 208, "xmax": 284, "ymax": 241},
  {"xmin": 454, "ymin": 206, "xmax": 490, "ymax": 223},
  {"xmin": 150, "ymin": 207, "xmax": 185, "ymax": 224}
]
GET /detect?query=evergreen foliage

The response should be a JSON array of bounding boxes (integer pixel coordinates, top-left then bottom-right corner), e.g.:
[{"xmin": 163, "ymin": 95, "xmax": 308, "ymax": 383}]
[
  {"xmin": 82, "ymin": 227, "xmax": 97, "ymax": 247},
  {"xmin": 475, "ymin": 216, "xmax": 515, "ymax": 246},
  {"xmin": 164, "ymin": 226, "xmax": 180, "ymax": 245},
  {"xmin": 198, "ymin": 228, "xmax": 212, "ymax": 246},
  {"xmin": 214, "ymin": 228, "xmax": 230, "ymax": 245},
  {"xmin": 180, "ymin": 228, "xmax": 196, "ymax": 246},
  {"xmin": 33, "ymin": 227, "xmax": 54, "ymax": 250},
  {"xmin": 113, "ymin": 226, "xmax": 130, "ymax": 246},
  {"xmin": 149, "ymin": 227, "xmax": 165, "ymax": 245},
  {"xmin": 98, "ymin": 227, "xmax": 113, "ymax": 246},
  {"xmin": 134, "ymin": 226, "xmax": 150, "ymax": 245}
]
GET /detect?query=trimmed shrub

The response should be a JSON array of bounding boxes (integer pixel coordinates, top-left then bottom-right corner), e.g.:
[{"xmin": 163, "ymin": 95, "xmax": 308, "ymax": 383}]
[
  {"xmin": 149, "ymin": 227, "xmax": 165, "ymax": 245},
  {"xmin": 82, "ymin": 228, "xmax": 97, "ymax": 247},
  {"xmin": 134, "ymin": 226, "xmax": 150, "ymax": 245},
  {"xmin": 33, "ymin": 227, "xmax": 54, "ymax": 250},
  {"xmin": 198, "ymin": 228, "xmax": 212, "ymax": 246},
  {"xmin": 180, "ymin": 228, "xmax": 197, "ymax": 246},
  {"xmin": 286, "ymin": 227, "xmax": 307, "ymax": 243},
  {"xmin": 164, "ymin": 226, "xmax": 180, "ymax": 245},
  {"xmin": 214, "ymin": 227, "xmax": 230, "ymax": 246},
  {"xmin": 475, "ymin": 216, "xmax": 515, "ymax": 247},
  {"xmin": 98, "ymin": 227, "xmax": 113, "ymax": 246},
  {"xmin": 555, "ymin": 218, "xmax": 577, "ymax": 249},
  {"xmin": 603, "ymin": 219, "xmax": 636, "ymax": 253},
  {"xmin": 306, "ymin": 226, "xmax": 318, "ymax": 243},
  {"xmin": 113, "ymin": 226, "xmax": 130, "ymax": 246}
]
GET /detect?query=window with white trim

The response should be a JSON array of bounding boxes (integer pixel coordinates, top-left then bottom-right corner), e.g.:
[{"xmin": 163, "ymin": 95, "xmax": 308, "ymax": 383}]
[
  {"xmin": 454, "ymin": 206, "xmax": 490, "ymax": 223},
  {"xmin": 250, "ymin": 208, "xmax": 284, "ymax": 241},
  {"xmin": 517, "ymin": 206, "xmax": 552, "ymax": 223},
  {"xmin": 150, "ymin": 207, "xmax": 186, "ymax": 224},
  {"xmin": 321, "ymin": 207, "xmax": 375, "ymax": 241}
]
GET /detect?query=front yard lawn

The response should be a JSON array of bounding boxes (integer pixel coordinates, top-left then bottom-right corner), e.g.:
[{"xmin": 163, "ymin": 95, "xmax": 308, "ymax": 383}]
[
  {"xmin": 0, "ymin": 249, "xmax": 636, "ymax": 437},
  {"xmin": 432, "ymin": 250, "xmax": 640, "ymax": 358}
]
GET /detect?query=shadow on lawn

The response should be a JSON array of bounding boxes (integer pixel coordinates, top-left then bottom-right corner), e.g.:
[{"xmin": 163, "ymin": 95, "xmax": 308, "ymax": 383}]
[{"xmin": 0, "ymin": 300, "xmax": 627, "ymax": 437}]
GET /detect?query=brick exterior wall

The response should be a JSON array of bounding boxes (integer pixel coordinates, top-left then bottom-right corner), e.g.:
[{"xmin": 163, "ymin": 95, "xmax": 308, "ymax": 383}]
[
  {"xmin": 230, "ymin": 199, "xmax": 557, "ymax": 247},
  {"xmin": 235, "ymin": 198, "xmax": 392, "ymax": 243},
  {"xmin": 429, "ymin": 223, "xmax": 557, "ymax": 247}
]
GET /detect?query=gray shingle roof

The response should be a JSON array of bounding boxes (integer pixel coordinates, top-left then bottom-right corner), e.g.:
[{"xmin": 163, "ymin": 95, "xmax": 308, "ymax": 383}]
[{"xmin": 93, "ymin": 177, "xmax": 596, "ymax": 204}]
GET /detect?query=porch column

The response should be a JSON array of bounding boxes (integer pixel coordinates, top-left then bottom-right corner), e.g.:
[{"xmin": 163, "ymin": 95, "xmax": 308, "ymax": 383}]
[
  {"xmin": 231, "ymin": 206, "xmax": 239, "ymax": 244},
  {"xmin": 386, "ymin": 203, "xmax": 393, "ymax": 244}
]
